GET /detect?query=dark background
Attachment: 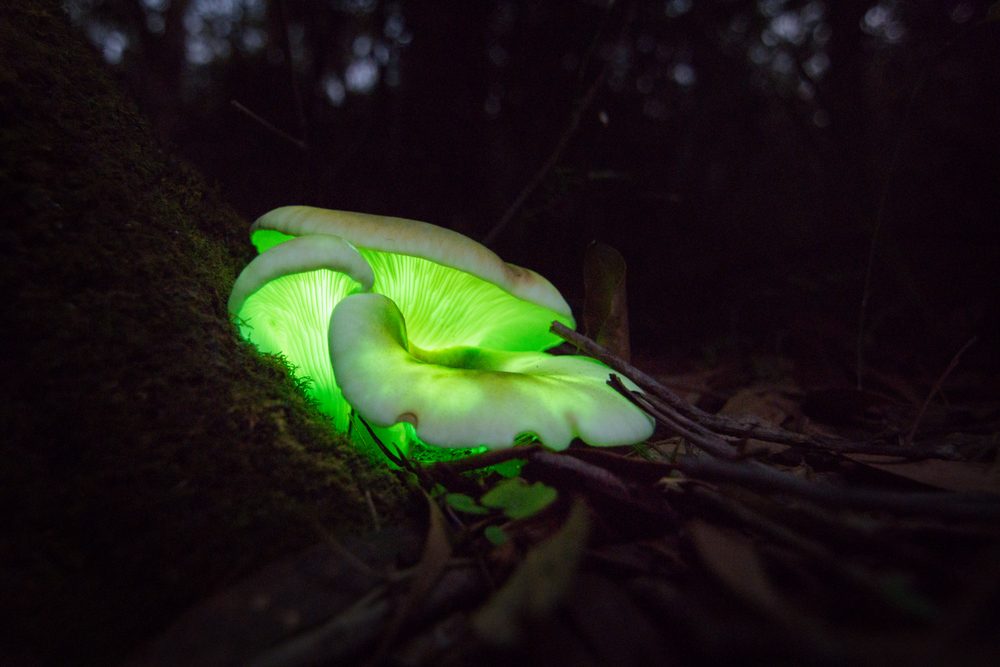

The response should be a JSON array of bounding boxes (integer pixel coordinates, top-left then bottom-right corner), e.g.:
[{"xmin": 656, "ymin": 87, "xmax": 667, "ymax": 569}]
[{"xmin": 66, "ymin": 0, "xmax": 999, "ymax": 379}]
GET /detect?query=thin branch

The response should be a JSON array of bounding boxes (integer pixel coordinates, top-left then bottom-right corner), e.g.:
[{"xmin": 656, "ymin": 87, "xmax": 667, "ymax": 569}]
[
  {"xmin": 423, "ymin": 443, "xmax": 541, "ymax": 475},
  {"xmin": 528, "ymin": 450, "xmax": 678, "ymax": 518},
  {"xmin": 231, "ymin": 100, "xmax": 308, "ymax": 152},
  {"xmin": 552, "ymin": 446, "xmax": 1000, "ymax": 520},
  {"xmin": 855, "ymin": 48, "xmax": 927, "ymax": 391},
  {"xmin": 358, "ymin": 416, "xmax": 413, "ymax": 473},
  {"xmin": 554, "ymin": 321, "xmax": 958, "ymax": 460},
  {"xmin": 855, "ymin": 17, "xmax": 989, "ymax": 389},
  {"xmin": 274, "ymin": 0, "xmax": 308, "ymax": 141},
  {"xmin": 610, "ymin": 375, "xmax": 740, "ymax": 460},
  {"xmin": 554, "ymin": 321, "xmax": 809, "ymax": 443},
  {"xmin": 482, "ymin": 65, "xmax": 609, "ymax": 246},
  {"xmin": 672, "ymin": 452, "xmax": 1000, "ymax": 520},
  {"xmin": 905, "ymin": 336, "xmax": 978, "ymax": 446}
]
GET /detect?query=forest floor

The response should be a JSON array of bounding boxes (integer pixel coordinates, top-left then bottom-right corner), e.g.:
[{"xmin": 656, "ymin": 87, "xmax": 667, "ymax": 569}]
[
  {"xmin": 5, "ymin": 4, "xmax": 998, "ymax": 665},
  {"xmin": 133, "ymin": 315, "xmax": 1000, "ymax": 667}
]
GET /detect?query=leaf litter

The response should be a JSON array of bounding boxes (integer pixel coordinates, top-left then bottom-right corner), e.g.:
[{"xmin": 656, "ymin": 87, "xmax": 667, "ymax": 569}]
[{"xmin": 135, "ymin": 246, "xmax": 1000, "ymax": 666}]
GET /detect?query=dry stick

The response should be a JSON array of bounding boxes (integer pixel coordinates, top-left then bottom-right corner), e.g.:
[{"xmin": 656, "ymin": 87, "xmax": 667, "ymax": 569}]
[
  {"xmin": 424, "ymin": 443, "xmax": 541, "ymax": 475},
  {"xmin": 551, "ymin": 327, "xmax": 993, "ymax": 517},
  {"xmin": 553, "ymin": 322, "xmax": 814, "ymax": 445},
  {"xmin": 614, "ymin": 426, "xmax": 999, "ymax": 520},
  {"xmin": 275, "ymin": 0, "xmax": 308, "ymax": 143},
  {"xmin": 358, "ymin": 416, "xmax": 414, "ymax": 473},
  {"xmin": 482, "ymin": 64, "xmax": 610, "ymax": 246},
  {"xmin": 530, "ymin": 450, "xmax": 634, "ymax": 500},
  {"xmin": 554, "ymin": 321, "xmax": 957, "ymax": 459},
  {"xmin": 854, "ymin": 17, "xmax": 986, "ymax": 390},
  {"xmin": 855, "ymin": 63, "xmax": 926, "ymax": 391},
  {"xmin": 905, "ymin": 335, "xmax": 978, "ymax": 446},
  {"xmin": 607, "ymin": 380, "xmax": 1000, "ymax": 519},
  {"xmin": 609, "ymin": 361, "xmax": 1000, "ymax": 516},
  {"xmin": 618, "ymin": 380, "xmax": 740, "ymax": 461},
  {"xmin": 482, "ymin": 0, "xmax": 633, "ymax": 246},
  {"xmin": 231, "ymin": 100, "xmax": 308, "ymax": 152},
  {"xmin": 528, "ymin": 450, "xmax": 678, "ymax": 519},
  {"xmin": 679, "ymin": 451, "xmax": 1000, "ymax": 519}
]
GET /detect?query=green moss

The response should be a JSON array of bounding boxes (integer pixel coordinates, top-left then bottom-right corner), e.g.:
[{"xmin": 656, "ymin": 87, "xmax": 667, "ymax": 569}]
[{"xmin": 0, "ymin": 3, "xmax": 407, "ymax": 662}]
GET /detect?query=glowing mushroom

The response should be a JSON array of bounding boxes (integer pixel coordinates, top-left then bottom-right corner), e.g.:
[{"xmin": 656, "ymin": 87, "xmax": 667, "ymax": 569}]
[
  {"xmin": 228, "ymin": 234, "xmax": 373, "ymax": 431},
  {"xmin": 249, "ymin": 206, "xmax": 575, "ymax": 352},
  {"xmin": 329, "ymin": 293, "xmax": 654, "ymax": 449},
  {"xmin": 229, "ymin": 205, "xmax": 653, "ymax": 457}
]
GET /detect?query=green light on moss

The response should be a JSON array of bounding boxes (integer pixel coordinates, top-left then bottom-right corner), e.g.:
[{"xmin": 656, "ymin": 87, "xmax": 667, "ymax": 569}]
[{"xmin": 238, "ymin": 269, "xmax": 360, "ymax": 431}]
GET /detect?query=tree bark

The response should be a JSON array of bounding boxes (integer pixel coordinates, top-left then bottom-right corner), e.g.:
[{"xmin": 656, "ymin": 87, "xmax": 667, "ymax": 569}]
[{"xmin": 0, "ymin": 3, "xmax": 406, "ymax": 663}]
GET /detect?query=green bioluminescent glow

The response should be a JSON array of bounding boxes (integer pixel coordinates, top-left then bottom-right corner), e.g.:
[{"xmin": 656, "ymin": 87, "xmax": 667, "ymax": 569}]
[
  {"xmin": 330, "ymin": 293, "xmax": 655, "ymax": 450},
  {"xmin": 229, "ymin": 206, "xmax": 653, "ymax": 462}
]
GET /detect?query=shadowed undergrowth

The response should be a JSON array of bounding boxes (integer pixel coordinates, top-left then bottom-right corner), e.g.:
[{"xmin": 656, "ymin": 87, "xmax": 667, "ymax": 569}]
[{"xmin": 0, "ymin": 3, "xmax": 406, "ymax": 662}]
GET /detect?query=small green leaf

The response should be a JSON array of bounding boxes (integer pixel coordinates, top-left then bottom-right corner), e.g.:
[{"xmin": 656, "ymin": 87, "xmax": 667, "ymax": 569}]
[
  {"xmin": 481, "ymin": 478, "xmax": 558, "ymax": 520},
  {"xmin": 445, "ymin": 492, "xmax": 490, "ymax": 515},
  {"xmin": 484, "ymin": 525, "xmax": 508, "ymax": 545},
  {"xmin": 492, "ymin": 458, "xmax": 525, "ymax": 478}
]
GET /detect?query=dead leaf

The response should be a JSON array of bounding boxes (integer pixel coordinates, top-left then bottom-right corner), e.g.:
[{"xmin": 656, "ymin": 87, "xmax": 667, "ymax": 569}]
[
  {"xmin": 719, "ymin": 386, "xmax": 797, "ymax": 426},
  {"xmin": 686, "ymin": 519, "xmax": 785, "ymax": 616},
  {"xmin": 472, "ymin": 499, "xmax": 590, "ymax": 646},
  {"xmin": 847, "ymin": 454, "xmax": 1000, "ymax": 496},
  {"xmin": 564, "ymin": 572, "xmax": 668, "ymax": 664},
  {"xmin": 130, "ymin": 528, "xmax": 420, "ymax": 666},
  {"xmin": 366, "ymin": 488, "xmax": 453, "ymax": 665},
  {"xmin": 583, "ymin": 241, "xmax": 631, "ymax": 361}
]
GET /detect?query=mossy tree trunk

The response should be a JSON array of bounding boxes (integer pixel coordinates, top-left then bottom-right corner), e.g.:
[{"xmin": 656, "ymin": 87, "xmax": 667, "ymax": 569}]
[{"xmin": 0, "ymin": 4, "xmax": 406, "ymax": 663}]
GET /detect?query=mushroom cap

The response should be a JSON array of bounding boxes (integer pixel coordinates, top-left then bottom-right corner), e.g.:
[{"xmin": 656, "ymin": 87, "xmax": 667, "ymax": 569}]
[
  {"xmin": 228, "ymin": 235, "xmax": 374, "ymax": 431},
  {"xmin": 329, "ymin": 293, "xmax": 655, "ymax": 450},
  {"xmin": 228, "ymin": 234, "xmax": 373, "ymax": 315},
  {"xmin": 251, "ymin": 206, "xmax": 574, "ymax": 351}
]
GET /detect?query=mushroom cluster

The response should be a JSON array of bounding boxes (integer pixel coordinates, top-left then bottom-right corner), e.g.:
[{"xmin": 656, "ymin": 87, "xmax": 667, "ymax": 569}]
[{"xmin": 229, "ymin": 206, "xmax": 653, "ymax": 457}]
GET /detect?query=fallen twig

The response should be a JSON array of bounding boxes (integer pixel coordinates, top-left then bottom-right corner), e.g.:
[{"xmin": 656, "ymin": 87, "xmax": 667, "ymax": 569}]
[
  {"xmin": 479, "ymin": 0, "xmax": 638, "ymax": 247},
  {"xmin": 678, "ymin": 453, "xmax": 1000, "ymax": 520},
  {"xmin": 231, "ymin": 100, "xmax": 308, "ymax": 152},
  {"xmin": 548, "ymin": 325, "xmax": 1000, "ymax": 518},
  {"xmin": 423, "ymin": 443, "xmax": 540, "ymax": 475},
  {"xmin": 553, "ymin": 321, "xmax": 958, "ymax": 459},
  {"xmin": 511, "ymin": 450, "xmax": 678, "ymax": 519},
  {"xmin": 554, "ymin": 322, "xmax": 823, "ymax": 444},
  {"xmin": 591, "ymin": 427, "xmax": 995, "ymax": 526},
  {"xmin": 481, "ymin": 65, "xmax": 608, "ymax": 246},
  {"xmin": 905, "ymin": 335, "xmax": 978, "ymax": 446},
  {"xmin": 612, "ymin": 377, "xmax": 740, "ymax": 460}
]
